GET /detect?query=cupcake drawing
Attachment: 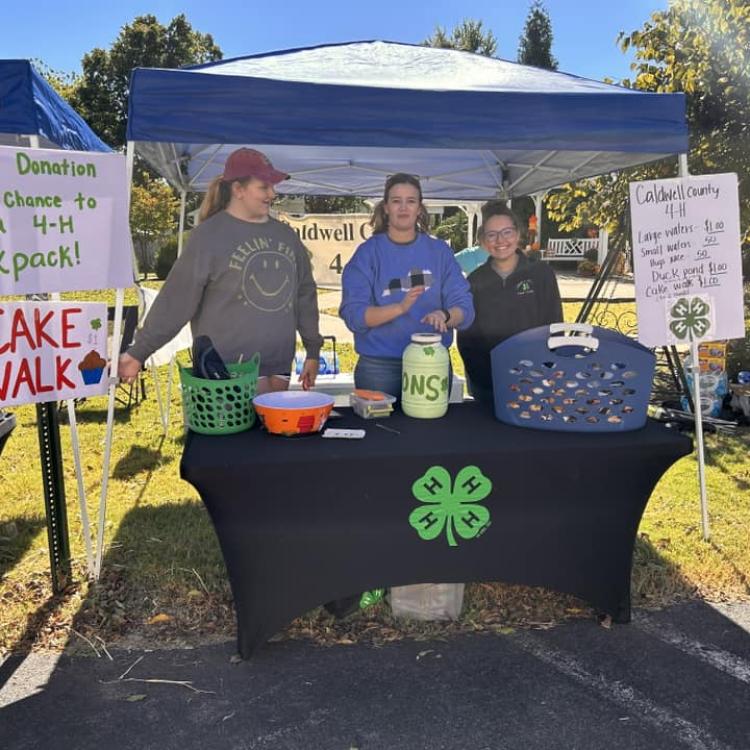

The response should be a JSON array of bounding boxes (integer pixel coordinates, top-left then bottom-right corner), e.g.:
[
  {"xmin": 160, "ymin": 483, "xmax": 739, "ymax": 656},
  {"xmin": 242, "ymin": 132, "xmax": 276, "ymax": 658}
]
[{"xmin": 78, "ymin": 350, "xmax": 107, "ymax": 385}]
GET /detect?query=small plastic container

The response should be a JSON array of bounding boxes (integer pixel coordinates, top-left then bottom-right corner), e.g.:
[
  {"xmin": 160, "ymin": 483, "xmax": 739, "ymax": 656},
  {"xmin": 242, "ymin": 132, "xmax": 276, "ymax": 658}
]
[
  {"xmin": 389, "ymin": 583, "xmax": 465, "ymax": 621},
  {"xmin": 349, "ymin": 389, "xmax": 396, "ymax": 419}
]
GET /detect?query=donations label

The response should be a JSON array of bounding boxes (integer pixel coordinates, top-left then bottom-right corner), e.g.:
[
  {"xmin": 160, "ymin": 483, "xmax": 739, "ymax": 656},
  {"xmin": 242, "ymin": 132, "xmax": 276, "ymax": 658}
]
[{"xmin": 0, "ymin": 145, "xmax": 132, "ymax": 295}]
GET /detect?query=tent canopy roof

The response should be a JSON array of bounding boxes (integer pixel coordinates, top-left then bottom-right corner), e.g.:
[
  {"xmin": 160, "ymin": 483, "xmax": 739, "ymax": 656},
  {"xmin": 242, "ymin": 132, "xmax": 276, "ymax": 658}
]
[
  {"xmin": 127, "ymin": 40, "xmax": 687, "ymax": 199},
  {"xmin": 0, "ymin": 59, "xmax": 110, "ymax": 152}
]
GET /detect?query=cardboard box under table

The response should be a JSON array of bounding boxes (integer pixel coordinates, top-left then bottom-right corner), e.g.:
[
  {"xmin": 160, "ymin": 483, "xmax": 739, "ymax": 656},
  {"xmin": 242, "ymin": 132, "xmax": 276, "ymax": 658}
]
[{"xmin": 180, "ymin": 403, "xmax": 691, "ymax": 659}]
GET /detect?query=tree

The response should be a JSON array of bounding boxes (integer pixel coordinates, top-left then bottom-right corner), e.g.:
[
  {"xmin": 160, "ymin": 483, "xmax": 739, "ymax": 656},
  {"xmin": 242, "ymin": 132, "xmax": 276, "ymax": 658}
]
[
  {"xmin": 517, "ymin": 1, "xmax": 558, "ymax": 70},
  {"xmin": 33, "ymin": 60, "xmax": 81, "ymax": 101},
  {"xmin": 304, "ymin": 196, "xmax": 368, "ymax": 214},
  {"xmin": 129, "ymin": 173, "xmax": 180, "ymax": 277},
  {"xmin": 73, "ymin": 14, "xmax": 222, "ymax": 148},
  {"xmin": 424, "ymin": 19, "xmax": 497, "ymax": 57},
  {"xmin": 433, "ymin": 210, "xmax": 468, "ymax": 251},
  {"xmin": 547, "ymin": 0, "xmax": 750, "ymax": 249}
]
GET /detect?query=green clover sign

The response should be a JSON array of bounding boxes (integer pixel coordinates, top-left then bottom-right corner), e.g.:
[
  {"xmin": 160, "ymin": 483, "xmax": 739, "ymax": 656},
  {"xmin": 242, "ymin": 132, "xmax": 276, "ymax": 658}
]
[
  {"xmin": 668, "ymin": 296, "xmax": 711, "ymax": 341},
  {"xmin": 90, "ymin": 318, "xmax": 102, "ymax": 331},
  {"xmin": 409, "ymin": 465, "xmax": 492, "ymax": 547}
]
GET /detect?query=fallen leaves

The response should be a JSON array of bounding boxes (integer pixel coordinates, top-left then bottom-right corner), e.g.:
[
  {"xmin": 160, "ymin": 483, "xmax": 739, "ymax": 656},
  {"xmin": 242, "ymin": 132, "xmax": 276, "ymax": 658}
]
[{"xmin": 146, "ymin": 613, "xmax": 173, "ymax": 625}]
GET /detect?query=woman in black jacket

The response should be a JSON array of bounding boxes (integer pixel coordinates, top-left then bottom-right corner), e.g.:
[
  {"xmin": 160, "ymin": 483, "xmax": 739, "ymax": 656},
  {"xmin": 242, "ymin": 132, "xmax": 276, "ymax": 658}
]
[{"xmin": 458, "ymin": 204, "xmax": 563, "ymax": 406}]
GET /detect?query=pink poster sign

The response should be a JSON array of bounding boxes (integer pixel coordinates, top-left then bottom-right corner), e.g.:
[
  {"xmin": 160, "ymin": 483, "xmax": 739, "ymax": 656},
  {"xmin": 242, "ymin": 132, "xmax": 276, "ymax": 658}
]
[{"xmin": 0, "ymin": 301, "xmax": 110, "ymax": 407}]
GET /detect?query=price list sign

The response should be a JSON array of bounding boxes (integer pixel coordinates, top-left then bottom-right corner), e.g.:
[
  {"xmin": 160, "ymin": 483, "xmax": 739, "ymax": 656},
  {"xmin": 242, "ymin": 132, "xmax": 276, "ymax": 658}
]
[
  {"xmin": 0, "ymin": 145, "xmax": 132, "ymax": 295},
  {"xmin": 630, "ymin": 173, "xmax": 745, "ymax": 348}
]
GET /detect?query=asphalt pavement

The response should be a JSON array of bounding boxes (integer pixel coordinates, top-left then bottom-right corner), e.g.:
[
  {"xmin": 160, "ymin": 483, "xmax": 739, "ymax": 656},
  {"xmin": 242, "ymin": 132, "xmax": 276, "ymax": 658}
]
[{"xmin": 2, "ymin": 600, "xmax": 749, "ymax": 750}]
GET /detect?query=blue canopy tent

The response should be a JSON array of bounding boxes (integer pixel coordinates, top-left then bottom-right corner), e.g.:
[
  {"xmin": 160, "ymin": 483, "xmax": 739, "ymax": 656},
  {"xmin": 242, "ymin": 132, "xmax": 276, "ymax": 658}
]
[
  {"xmin": 125, "ymin": 40, "xmax": 687, "ymax": 201},
  {"xmin": 0, "ymin": 59, "xmax": 110, "ymax": 152}
]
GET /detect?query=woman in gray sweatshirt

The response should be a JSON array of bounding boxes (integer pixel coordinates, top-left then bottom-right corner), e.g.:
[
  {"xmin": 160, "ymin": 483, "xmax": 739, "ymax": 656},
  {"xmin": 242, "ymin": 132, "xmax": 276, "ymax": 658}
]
[{"xmin": 118, "ymin": 148, "xmax": 323, "ymax": 393}]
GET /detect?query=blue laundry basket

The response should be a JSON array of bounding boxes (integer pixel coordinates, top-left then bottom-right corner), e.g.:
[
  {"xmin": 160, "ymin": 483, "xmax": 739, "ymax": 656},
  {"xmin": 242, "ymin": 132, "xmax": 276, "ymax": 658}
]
[{"xmin": 491, "ymin": 323, "xmax": 655, "ymax": 432}]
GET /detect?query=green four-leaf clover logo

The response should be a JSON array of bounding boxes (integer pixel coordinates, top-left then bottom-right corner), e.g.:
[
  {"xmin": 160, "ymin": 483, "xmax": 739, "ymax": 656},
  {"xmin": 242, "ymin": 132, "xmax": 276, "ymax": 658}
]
[
  {"xmin": 668, "ymin": 296, "xmax": 711, "ymax": 341},
  {"xmin": 409, "ymin": 465, "xmax": 492, "ymax": 547}
]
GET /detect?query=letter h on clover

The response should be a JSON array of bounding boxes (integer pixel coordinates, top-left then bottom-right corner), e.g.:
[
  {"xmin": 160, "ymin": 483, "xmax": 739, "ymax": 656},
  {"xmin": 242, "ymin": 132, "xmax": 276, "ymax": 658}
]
[{"xmin": 409, "ymin": 466, "xmax": 492, "ymax": 547}]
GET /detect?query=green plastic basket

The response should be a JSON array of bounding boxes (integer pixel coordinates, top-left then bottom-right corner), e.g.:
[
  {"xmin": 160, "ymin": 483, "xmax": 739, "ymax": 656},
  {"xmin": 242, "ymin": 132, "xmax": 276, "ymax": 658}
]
[{"xmin": 179, "ymin": 353, "xmax": 261, "ymax": 435}]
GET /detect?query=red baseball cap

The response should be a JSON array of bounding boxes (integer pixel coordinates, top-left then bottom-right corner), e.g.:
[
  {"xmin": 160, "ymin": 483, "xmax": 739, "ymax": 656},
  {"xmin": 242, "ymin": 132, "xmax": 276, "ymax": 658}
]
[{"xmin": 221, "ymin": 148, "xmax": 289, "ymax": 184}]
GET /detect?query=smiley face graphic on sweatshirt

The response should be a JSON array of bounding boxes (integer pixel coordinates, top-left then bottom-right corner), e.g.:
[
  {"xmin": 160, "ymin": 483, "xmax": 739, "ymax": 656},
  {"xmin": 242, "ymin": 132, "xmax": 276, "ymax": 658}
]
[{"xmin": 234, "ymin": 241, "xmax": 296, "ymax": 312}]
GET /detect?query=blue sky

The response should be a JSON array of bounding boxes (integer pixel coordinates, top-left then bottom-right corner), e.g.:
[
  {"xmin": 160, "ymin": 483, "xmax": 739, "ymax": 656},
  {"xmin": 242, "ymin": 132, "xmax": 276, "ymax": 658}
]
[{"xmin": 5, "ymin": 0, "xmax": 664, "ymax": 83}]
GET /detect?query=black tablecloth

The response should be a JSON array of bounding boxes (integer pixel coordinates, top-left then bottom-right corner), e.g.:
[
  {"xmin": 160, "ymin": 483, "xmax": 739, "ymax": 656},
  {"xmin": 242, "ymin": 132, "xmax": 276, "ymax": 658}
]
[{"xmin": 181, "ymin": 403, "xmax": 692, "ymax": 658}]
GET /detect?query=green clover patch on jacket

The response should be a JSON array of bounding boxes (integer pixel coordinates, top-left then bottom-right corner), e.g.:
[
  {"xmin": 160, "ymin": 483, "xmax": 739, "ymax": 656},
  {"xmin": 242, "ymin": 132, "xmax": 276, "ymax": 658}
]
[{"xmin": 409, "ymin": 465, "xmax": 492, "ymax": 547}]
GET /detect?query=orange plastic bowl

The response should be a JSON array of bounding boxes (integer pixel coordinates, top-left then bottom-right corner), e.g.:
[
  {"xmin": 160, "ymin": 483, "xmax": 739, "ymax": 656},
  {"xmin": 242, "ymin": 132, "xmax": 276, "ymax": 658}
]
[{"xmin": 252, "ymin": 391, "xmax": 335, "ymax": 436}]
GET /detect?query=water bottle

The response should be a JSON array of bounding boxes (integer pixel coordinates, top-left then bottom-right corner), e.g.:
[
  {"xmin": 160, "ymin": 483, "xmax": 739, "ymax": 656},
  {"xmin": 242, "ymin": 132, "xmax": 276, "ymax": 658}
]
[{"xmin": 401, "ymin": 333, "xmax": 450, "ymax": 418}]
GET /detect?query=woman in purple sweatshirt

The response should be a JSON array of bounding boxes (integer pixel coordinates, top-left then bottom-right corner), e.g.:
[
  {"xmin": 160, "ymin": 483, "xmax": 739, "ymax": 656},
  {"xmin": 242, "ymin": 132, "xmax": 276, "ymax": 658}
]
[{"xmin": 340, "ymin": 173, "xmax": 474, "ymax": 397}]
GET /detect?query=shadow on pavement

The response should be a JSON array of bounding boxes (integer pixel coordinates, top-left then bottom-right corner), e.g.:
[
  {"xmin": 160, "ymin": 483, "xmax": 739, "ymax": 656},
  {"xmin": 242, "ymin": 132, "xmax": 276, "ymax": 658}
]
[
  {"xmin": 2, "ymin": 491, "xmax": 750, "ymax": 749},
  {"xmin": 1, "ymin": 599, "xmax": 749, "ymax": 750}
]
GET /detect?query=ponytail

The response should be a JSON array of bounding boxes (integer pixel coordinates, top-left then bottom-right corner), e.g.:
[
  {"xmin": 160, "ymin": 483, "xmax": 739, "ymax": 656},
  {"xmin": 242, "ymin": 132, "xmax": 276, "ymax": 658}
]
[
  {"xmin": 370, "ymin": 200, "xmax": 388, "ymax": 234},
  {"xmin": 197, "ymin": 177, "xmax": 232, "ymax": 223},
  {"xmin": 199, "ymin": 175, "xmax": 253, "ymax": 224}
]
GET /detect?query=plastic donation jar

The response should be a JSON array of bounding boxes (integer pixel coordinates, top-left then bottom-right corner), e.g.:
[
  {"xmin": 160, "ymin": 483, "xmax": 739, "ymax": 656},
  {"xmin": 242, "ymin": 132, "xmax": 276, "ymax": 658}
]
[{"xmin": 401, "ymin": 333, "xmax": 450, "ymax": 418}]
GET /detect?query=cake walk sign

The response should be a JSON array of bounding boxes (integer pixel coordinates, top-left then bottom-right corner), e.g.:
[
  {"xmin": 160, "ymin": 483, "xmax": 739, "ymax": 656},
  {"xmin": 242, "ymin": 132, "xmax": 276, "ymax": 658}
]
[{"xmin": 0, "ymin": 301, "xmax": 109, "ymax": 407}]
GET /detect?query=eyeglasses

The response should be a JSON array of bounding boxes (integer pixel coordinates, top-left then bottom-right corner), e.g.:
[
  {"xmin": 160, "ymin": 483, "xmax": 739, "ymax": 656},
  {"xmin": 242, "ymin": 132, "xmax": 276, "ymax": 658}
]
[{"xmin": 483, "ymin": 228, "xmax": 518, "ymax": 242}]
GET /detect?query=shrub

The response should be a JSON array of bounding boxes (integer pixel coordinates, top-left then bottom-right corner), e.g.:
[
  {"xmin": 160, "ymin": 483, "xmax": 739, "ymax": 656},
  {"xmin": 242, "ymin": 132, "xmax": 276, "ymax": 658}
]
[
  {"xmin": 583, "ymin": 247, "xmax": 599, "ymax": 263},
  {"xmin": 727, "ymin": 333, "xmax": 750, "ymax": 381},
  {"xmin": 155, "ymin": 232, "xmax": 189, "ymax": 280},
  {"xmin": 727, "ymin": 290, "xmax": 750, "ymax": 380},
  {"xmin": 434, "ymin": 211, "xmax": 468, "ymax": 251}
]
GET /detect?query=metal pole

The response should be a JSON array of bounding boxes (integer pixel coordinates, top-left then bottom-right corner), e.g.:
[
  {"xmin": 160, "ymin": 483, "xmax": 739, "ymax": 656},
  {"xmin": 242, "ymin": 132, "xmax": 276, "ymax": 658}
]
[
  {"xmin": 36, "ymin": 402, "xmax": 71, "ymax": 592},
  {"xmin": 690, "ymin": 340, "xmax": 710, "ymax": 540},
  {"xmin": 678, "ymin": 154, "xmax": 710, "ymax": 541},
  {"xmin": 22, "ymin": 134, "xmax": 72, "ymax": 591},
  {"xmin": 535, "ymin": 193, "xmax": 543, "ymax": 248},
  {"xmin": 177, "ymin": 190, "xmax": 187, "ymax": 256}
]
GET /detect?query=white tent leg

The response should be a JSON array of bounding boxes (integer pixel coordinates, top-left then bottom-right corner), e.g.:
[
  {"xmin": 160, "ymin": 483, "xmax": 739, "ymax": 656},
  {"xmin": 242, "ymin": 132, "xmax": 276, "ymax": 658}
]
[
  {"xmin": 534, "ymin": 192, "xmax": 544, "ymax": 247},
  {"xmin": 125, "ymin": 141, "xmax": 135, "ymax": 192},
  {"xmin": 678, "ymin": 153, "xmax": 709, "ymax": 542},
  {"xmin": 177, "ymin": 190, "xmax": 187, "ymax": 256},
  {"xmin": 467, "ymin": 208, "xmax": 479, "ymax": 247},
  {"xmin": 151, "ymin": 362, "xmax": 168, "ymax": 434},
  {"xmin": 94, "ymin": 287, "xmax": 125, "ymax": 577},
  {"xmin": 597, "ymin": 228, "xmax": 609, "ymax": 265},
  {"xmin": 44, "ymin": 284, "xmax": 95, "ymax": 575},
  {"xmin": 66, "ymin": 401, "xmax": 95, "ymax": 577}
]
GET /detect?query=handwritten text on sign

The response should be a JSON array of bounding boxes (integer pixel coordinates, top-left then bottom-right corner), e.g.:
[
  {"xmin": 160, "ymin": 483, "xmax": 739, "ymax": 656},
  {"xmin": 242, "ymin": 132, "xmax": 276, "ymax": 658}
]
[
  {"xmin": 0, "ymin": 301, "xmax": 109, "ymax": 407},
  {"xmin": 0, "ymin": 146, "xmax": 132, "ymax": 295},
  {"xmin": 630, "ymin": 173, "xmax": 745, "ymax": 348}
]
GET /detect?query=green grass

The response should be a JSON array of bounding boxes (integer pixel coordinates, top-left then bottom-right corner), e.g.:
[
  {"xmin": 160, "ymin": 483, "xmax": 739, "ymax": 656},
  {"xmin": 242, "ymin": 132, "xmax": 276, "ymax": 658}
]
[{"xmin": 1, "ymin": 290, "xmax": 749, "ymax": 655}]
